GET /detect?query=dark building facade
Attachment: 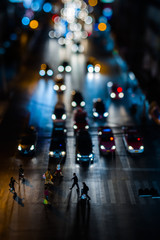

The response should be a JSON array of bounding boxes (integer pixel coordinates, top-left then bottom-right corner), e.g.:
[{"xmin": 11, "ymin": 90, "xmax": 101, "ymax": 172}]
[{"xmin": 112, "ymin": 0, "xmax": 160, "ymax": 104}]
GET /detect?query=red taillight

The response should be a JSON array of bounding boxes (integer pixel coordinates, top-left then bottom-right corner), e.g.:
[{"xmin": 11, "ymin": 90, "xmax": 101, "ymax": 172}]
[
  {"xmin": 110, "ymin": 137, "xmax": 114, "ymax": 141},
  {"xmin": 137, "ymin": 138, "xmax": 141, "ymax": 141},
  {"xmin": 117, "ymin": 87, "xmax": 122, "ymax": 93}
]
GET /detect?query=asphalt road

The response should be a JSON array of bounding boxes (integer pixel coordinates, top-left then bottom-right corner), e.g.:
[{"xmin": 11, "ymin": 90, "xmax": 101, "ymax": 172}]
[{"xmin": 0, "ymin": 29, "xmax": 160, "ymax": 240}]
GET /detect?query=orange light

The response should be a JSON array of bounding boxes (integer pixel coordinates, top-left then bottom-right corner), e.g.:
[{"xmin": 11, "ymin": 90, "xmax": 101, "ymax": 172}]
[
  {"xmin": 88, "ymin": 0, "xmax": 98, "ymax": 7},
  {"xmin": 29, "ymin": 20, "xmax": 39, "ymax": 29},
  {"xmin": 110, "ymin": 137, "xmax": 114, "ymax": 141},
  {"xmin": 98, "ymin": 23, "xmax": 107, "ymax": 31},
  {"xmin": 41, "ymin": 64, "xmax": 47, "ymax": 70}
]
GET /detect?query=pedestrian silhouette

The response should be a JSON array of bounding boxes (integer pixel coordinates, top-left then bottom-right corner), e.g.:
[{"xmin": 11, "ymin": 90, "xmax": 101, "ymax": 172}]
[
  {"xmin": 81, "ymin": 182, "xmax": 91, "ymax": 200},
  {"xmin": 70, "ymin": 173, "xmax": 79, "ymax": 191},
  {"xmin": 9, "ymin": 177, "xmax": 18, "ymax": 194}
]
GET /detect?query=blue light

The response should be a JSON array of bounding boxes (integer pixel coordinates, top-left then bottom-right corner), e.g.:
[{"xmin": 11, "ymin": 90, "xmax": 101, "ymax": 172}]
[
  {"xmin": 102, "ymin": 8, "xmax": 113, "ymax": 19},
  {"xmin": 43, "ymin": 3, "xmax": 52, "ymax": 13},
  {"xmin": 103, "ymin": 128, "xmax": 111, "ymax": 132},
  {"xmin": 10, "ymin": 33, "xmax": 17, "ymax": 41},
  {"xmin": 22, "ymin": 16, "xmax": 30, "ymax": 26},
  {"xmin": 31, "ymin": 1, "xmax": 40, "ymax": 11},
  {"xmin": 23, "ymin": 0, "xmax": 32, "ymax": 9},
  {"xmin": 0, "ymin": 48, "xmax": 5, "ymax": 55},
  {"xmin": 3, "ymin": 41, "xmax": 11, "ymax": 48},
  {"xmin": 59, "ymin": 144, "xmax": 62, "ymax": 146}
]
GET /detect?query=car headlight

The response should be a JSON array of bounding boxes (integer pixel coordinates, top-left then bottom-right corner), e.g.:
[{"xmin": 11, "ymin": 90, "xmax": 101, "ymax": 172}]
[
  {"xmin": 52, "ymin": 114, "xmax": 56, "ymax": 120},
  {"xmin": 62, "ymin": 114, "xmax": 66, "ymax": 120},
  {"xmin": 95, "ymin": 64, "xmax": 101, "ymax": 73},
  {"xmin": 18, "ymin": 145, "xmax": 22, "ymax": 151},
  {"xmin": 111, "ymin": 145, "xmax": 116, "ymax": 150},
  {"xmin": 80, "ymin": 101, "xmax": 85, "ymax": 107},
  {"xmin": 111, "ymin": 93, "xmax": 116, "ymax": 98},
  {"xmin": 85, "ymin": 125, "xmax": 89, "ymax": 129},
  {"xmin": 58, "ymin": 66, "xmax": 64, "ymax": 72},
  {"xmin": 140, "ymin": 146, "xmax": 144, "ymax": 150},
  {"xmin": 60, "ymin": 85, "xmax": 66, "ymax": 91},
  {"xmin": 65, "ymin": 66, "xmax": 72, "ymax": 72},
  {"xmin": 103, "ymin": 112, "xmax": 109, "ymax": 117},
  {"xmin": 93, "ymin": 112, "xmax": 99, "ymax": 117},
  {"xmin": 30, "ymin": 145, "xmax": 34, "ymax": 151},
  {"xmin": 87, "ymin": 64, "xmax": 94, "ymax": 73},
  {"xmin": 73, "ymin": 125, "xmax": 77, "ymax": 129},
  {"xmin": 61, "ymin": 151, "xmax": 66, "ymax": 156},
  {"xmin": 53, "ymin": 85, "xmax": 59, "ymax": 91},
  {"xmin": 98, "ymin": 131, "xmax": 102, "ymax": 135},
  {"xmin": 100, "ymin": 145, "xmax": 105, "ymax": 150},
  {"xmin": 39, "ymin": 69, "xmax": 45, "ymax": 76},
  {"xmin": 49, "ymin": 151, "xmax": 54, "ymax": 156},
  {"xmin": 128, "ymin": 146, "xmax": 133, "ymax": 150},
  {"xmin": 77, "ymin": 153, "xmax": 81, "ymax": 158},
  {"xmin": 72, "ymin": 101, "xmax": 77, "ymax": 107},
  {"xmin": 89, "ymin": 153, "xmax": 93, "ymax": 158},
  {"xmin": 119, "ymin": 92, "xmax": 124, "ymax": 98},
  {"xmin": 47, "ymin": 69, "xmax": 53, "ymax": 76}
]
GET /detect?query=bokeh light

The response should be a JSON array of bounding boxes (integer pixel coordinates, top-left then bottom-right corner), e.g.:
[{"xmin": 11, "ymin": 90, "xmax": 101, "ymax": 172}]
[
  {"xmin": 22, "ymin": 16, "xmax": 30, "ymax": 26},
  {"xmin": 29, "ymin": 20, "xmax": 39, "ymax": 29},
  {"xmin": 98, "ymin": 23, "xmax": 107, "ymax": 31},
  {"xmin": 88, "ymin": 0, "xmax": 98, "ymax": 7},
  {"xmin": 43, "ymin": 2, "xmax": 52, "ymax": 13}
]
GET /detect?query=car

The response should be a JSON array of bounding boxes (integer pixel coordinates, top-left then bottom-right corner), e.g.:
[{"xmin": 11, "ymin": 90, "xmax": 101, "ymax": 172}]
[
  {"xmin": 53, "ymin": 74, "xmax": 66, "ymax": 93},
  {"xmin": 49, "ymin": 128, "xmax": 67, "ymax": 161},
  {"xmin": 71, "ymin": 90, "xmax": 85, "ymax": 108},
  {"xmin": 86, "ymin": 57, "xmax": 101, "ymax": 73},
  {"xmin": 52, "ymin": 102, "xmax": 66, "ymax": 127},
  {"xmin": 73, "ymin": 107, "xmax": 89, "ymax": 133},
  {"xmin": 149, "ymin": 101, "xmax": 160, "ymax": 125},
  {"xmin": 75, "ymin": 130, "xmax": 94, "ymax": 163},
  {"xmin": 17, "ymin": 126, "xmax": 37, "ymax": 155},
  {"xmin": 122, "ymin": 127, "xmax": 144, "ymax": 153},
  {"xmin": 93, "ymin": 98, "xmax": 109, "ymax": 119},
  {"xmin": 109, "ymin": 82, "xmax": 124, "ymax": 99},
  {"xmin": 39, "ymin": 63, "xmax": 54, "ymax": 77},
  {"xmin": 58, "ymin": 61, "xmax": 72, "ymax": 73},
  {"xmin": 98, "ymin": 127, "xmax": 116, "ymax": 155},
  {"xmin": 71, "ymin": 41, "xmax": 84, "ymax": 53}
]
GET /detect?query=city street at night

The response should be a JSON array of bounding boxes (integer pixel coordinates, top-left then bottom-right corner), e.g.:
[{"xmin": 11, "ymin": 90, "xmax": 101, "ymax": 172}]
[{"xmin": 1, "ymin": 1, "xmax": 160, "ymax": 240}]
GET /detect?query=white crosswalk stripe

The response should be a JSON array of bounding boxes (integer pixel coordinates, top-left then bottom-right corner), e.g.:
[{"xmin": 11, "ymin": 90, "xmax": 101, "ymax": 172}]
[{"xmin": 126, "ymin": 180, "xmax": 136, "ymax": 205}]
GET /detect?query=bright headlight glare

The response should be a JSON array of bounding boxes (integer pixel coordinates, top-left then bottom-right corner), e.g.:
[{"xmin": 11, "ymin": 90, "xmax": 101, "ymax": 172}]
[
  {"xmin": 95, "ymin": 64, "xmax": 100, "ymax": 73},
  {"xmin": 111, "ymin": 93, "xmax": 116, "ymax": 98},
  {"xmin": 52, "ymin": 114, "xmax": 56, "ymax": 120},
  {"xmin": 88, "ymin": 66, "xmax": 93, "ymax": 73},
  {"xmin": 89, "ymin": 153, "xmax": 93, "ymax": 158},
  {"xmin": 140, "ymin": 146, "xmax": 144, "ymax": 150},
  {"xmin": 111, "ymin": 145, "xmax": 116, "ymax": 150},
  {"xmin": 85, "ymin": 125, "xmax": 89, "ymax": 129},
  {"xmin": 73, "ymin": 125, "xmax": 77, "ymax": 129},
  {"xmin": 54, "ymin": 85, "xmax": 59, "ymax": 91},
  {"xmin": 72, "ymin": 101, "xmax": 77, "ymax": 107},
  {"xmin": 39, "ymin": 70, "xmax": 45, "ymax": 76},
  {"xmin": 62, "ymin": 114, "xmax": 66, "ymax": 120},
  {"xmin": 60, "ymin": 85, "xmax": 66, "ymax": 91},
  {"xmin": 47, "ymin": 69, "xmax": 53, "ymax": 76},
  {"xmin": 77, "ymin": 153, "xmax": 81, "ymax": 157},
  {"xmin": 58, "ymin": 66, "xmax": 64, "ymax": 72},
  {"xmin": 49, "ymin": 151, "xmax": 54, "ymax": 156},
  {"xmin": 80, "ymin": 101, "xmax": 85, "ymax": 107},
  {"xmin": 100, "ymin": 145, "xmax": 105, "ymax": 150},
  {"xmin": 30, "ymin": 145, "xmax": 34, "ymax": 150},
  {"xmin": 61, "ymin": 151, "xmax": 66, "ymax": 156},
  {"xmin": 119, "ymin": 92, "xmax": 124, "ymax": 98},
  {"xmin": 93, "ymin": 112, "xmax": 99, "ymax": 117},
  {"xmin": 18, "ymin": 145, "xmax": 22, "ymax": 151},
  {"xmin": 103, "ymin": 112, "xmax": 109, "ymax": 117},
  {"xmin": 128, "ymin": 146, "xmax": 133, "ymax": 150},
  {"xmin": 65, "ymin": 66, "xmax": 72, "ymax": 72}
]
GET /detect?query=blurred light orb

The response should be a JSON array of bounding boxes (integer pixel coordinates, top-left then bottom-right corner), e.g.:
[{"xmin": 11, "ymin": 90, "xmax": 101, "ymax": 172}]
[
  {"xmin": 102, "ymin": 8, "xmax": 113, "ymax": 18},
  {"xmin": 39, "ymin": 70, "xmax": 45, "ymax": 76},
  {"xmin": 22, "ymin": 16, "xmax": 30, "ymax": 26},
  {"xmin": 85, "ymin": 16, "xmax": 93, "ymax": 25},
  {"xmin": 29, "ymin": 20, "xmax": 39, "ymax": 29},
  {"xmin": 3, "ymin": 41, "xmax": 11, "ymax": 48},
  {"xmin": 23, "ymin": 0, "xmax": 32, "ymax": 8},
  {"xmin": 43, "ymin": 2, "xmax": 52, "ymax": 13},
  {"xmin": 31, "ymin": 1, "xmax": 40, "ymax": 11},
  {"xmin": 47, "ymin": 69, "xmax": 53, "ymax": 76},
  {"xmin": 81, "ymin": 31, "xmax": 88, "ymax": 39},
  {"xmin": 48, "ymin": 30, "xmax": 54, "ymax": 38},
  {"xmin": 10, "ymin": 33, "xmax": 17, "ymax": 41},
  {"xmin": 52, "ymin": 14, "xmax": 59, "ymax": 22},
  {"xmin": 0, "ymin": 48, "xmax": 5, "ymax": 55},
  {"xmin": 88, "ymin": 0, "xmax": 98, "ymax": 7},
  {"xmin": 99, "ymin": 16, "xmax": 107, "ymax": 24},
  {"xmin": 98, "ymin": 23, "xmax": 107, "ymax": 31},
  {"xmin": 107, "ymin": 81, "xmax": 113, "ymax": 87}
]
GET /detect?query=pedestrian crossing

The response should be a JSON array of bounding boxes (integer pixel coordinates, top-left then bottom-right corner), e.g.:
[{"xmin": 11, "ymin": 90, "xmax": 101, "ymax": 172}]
[{"xmin": 8, "ymin": 179, "xmax": 160, "ymax": 206}]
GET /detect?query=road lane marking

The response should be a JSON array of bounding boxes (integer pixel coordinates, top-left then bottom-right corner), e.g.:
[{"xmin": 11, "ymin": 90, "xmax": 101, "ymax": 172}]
[
  {"xmin": 108, "ymin": 180, "xmax": 116, "ymax": 204},
  {"xmin": 126, "ymin": 180, "xmax": 136, "ymax": 205}
]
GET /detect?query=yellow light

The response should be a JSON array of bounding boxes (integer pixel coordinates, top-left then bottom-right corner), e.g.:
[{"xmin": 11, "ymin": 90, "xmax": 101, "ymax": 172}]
[
  {"xmin": 88, "ymin": 0, "xmax": 98, "ymax": 7},
  {"xmin": 29, "ymin": 20, "xmax": 39, "ymax": 29},
  {"xmin": 98, "ymin": 23, "xmax": 107, "ymax": 31},
  {"xmin": 41, "ymin": 64, "xmax": 47, "ymax": 69}
]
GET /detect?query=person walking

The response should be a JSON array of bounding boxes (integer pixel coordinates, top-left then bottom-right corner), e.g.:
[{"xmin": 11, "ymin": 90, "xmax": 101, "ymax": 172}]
[
  {"xmin": 9, "ymin": 177, "xmax": 18, "ymax": 193},
  {"xmin": 81, "ymin": 182, "xmax": 91, "ymax": 200},
  {"xmin": 19, "ymin": 165, "xmax": 25, "ymax": 182},
  {"xmin": 70, "ymin": 173, "xmax": 79, "ymax": 191}
]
